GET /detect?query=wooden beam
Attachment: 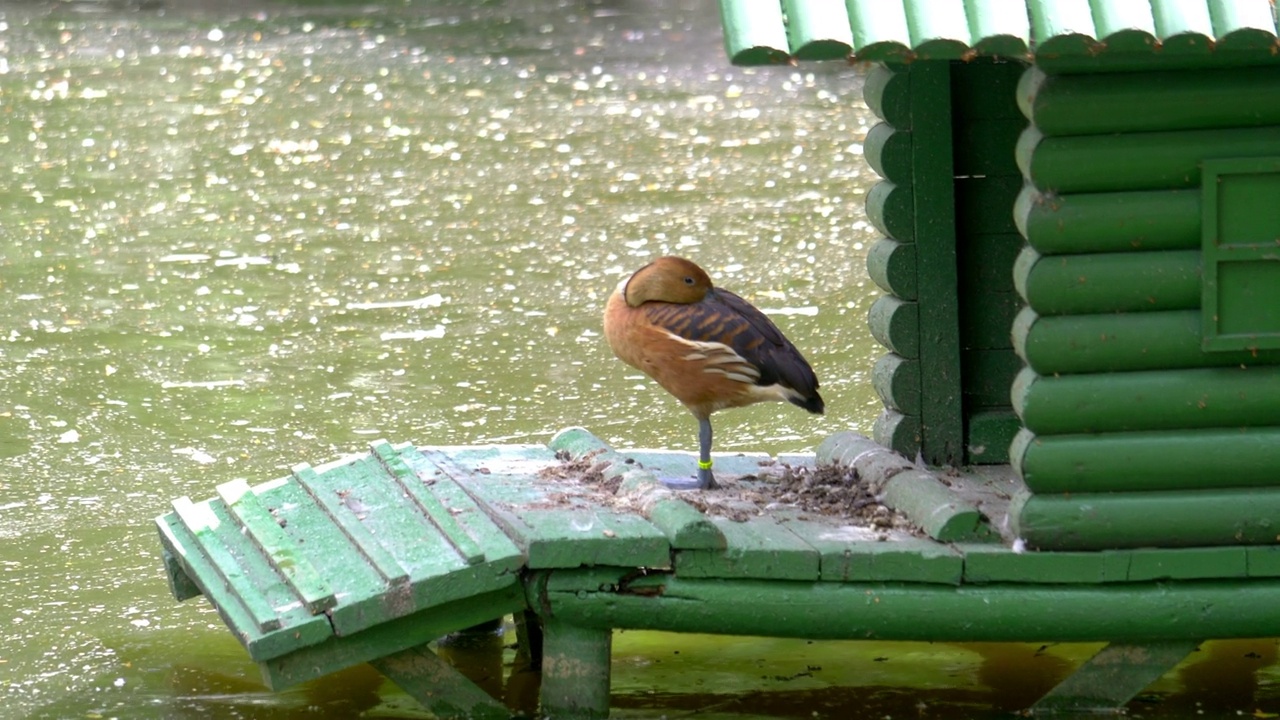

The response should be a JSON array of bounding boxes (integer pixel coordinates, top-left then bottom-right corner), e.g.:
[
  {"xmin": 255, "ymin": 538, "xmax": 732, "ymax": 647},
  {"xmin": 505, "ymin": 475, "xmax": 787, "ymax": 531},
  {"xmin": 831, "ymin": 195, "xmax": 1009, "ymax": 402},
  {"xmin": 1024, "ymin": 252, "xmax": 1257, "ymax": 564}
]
[{"xmin": 1032, "ymin": 641, "xmax": 1200, "ymax": 714}]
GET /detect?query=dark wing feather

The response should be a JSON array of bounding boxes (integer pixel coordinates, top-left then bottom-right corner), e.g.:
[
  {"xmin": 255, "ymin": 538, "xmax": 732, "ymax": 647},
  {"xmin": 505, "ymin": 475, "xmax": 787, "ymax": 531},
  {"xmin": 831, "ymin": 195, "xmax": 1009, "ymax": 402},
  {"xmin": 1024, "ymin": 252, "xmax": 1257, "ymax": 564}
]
[{"xmin": 641, "ymin": 289, "xmax": 823, "ymax": 412}]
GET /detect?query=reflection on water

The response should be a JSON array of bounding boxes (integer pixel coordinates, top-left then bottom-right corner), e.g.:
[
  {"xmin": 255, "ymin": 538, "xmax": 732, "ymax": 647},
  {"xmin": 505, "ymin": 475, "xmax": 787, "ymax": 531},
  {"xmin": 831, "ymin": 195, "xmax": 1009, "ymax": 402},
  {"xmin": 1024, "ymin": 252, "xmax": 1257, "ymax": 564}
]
[{"xmin": 0, "ymin": 0, "xmax": 1277, "ymax": 717}]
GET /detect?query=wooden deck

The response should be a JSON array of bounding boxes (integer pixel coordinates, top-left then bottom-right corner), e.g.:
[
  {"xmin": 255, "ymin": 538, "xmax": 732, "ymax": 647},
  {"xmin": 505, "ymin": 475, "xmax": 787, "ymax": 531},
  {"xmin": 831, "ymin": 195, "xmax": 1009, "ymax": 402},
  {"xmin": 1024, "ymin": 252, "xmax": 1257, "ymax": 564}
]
[{"xmin": 156, "ymin": 428, "xmax": 1280, "ymax": 717}]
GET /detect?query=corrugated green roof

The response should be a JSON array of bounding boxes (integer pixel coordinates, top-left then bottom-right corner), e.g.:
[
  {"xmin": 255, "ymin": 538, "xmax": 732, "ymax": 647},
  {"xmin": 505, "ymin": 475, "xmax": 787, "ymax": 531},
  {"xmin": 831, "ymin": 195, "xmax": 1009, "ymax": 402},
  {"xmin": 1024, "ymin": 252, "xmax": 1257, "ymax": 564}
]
[{"xmin": 720, "ymin": 0, "xmax": 1280, "ymax": 69}]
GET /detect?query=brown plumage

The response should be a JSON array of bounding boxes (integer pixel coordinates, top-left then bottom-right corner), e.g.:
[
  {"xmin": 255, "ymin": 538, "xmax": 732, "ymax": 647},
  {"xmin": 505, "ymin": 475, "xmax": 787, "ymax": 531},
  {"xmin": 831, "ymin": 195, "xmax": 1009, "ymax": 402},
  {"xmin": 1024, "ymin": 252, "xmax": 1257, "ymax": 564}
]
[{"xmin": 603, "ymin": 256, "xmax": 823, "ymax": 488}]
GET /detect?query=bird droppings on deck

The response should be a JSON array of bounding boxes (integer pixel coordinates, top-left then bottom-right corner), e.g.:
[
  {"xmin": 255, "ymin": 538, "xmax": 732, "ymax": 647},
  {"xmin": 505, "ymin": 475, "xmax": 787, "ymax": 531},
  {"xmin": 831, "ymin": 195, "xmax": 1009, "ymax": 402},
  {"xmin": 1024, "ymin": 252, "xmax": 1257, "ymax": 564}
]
[{"xmin": 536, "ymin": 449, "xmax": 915, "ymax": 532}]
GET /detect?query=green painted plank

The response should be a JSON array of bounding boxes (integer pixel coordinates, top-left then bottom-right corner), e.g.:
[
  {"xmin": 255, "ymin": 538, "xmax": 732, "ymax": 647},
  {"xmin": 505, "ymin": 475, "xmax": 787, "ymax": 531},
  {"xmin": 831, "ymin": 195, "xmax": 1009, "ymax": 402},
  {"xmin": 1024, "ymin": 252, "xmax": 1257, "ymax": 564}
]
[
  {"xmin": 1023, "ymin": 65, "xmax": 1280, "ymax": 136},
  {"xmin": 1033, "ymin": 641, "xmax": 1200, "ymax": 714},
  {"xmin": 1009, "ymin": 487, "xmax": 1280, "ymax": 551},
  {"xmin": 298, "ymin": 456, "xmax": 520, "ymax": 615},
  {"xmin": 955, "ymin": 175, "xmax": 1022, "ymax": 236},
  {"xmin": 867, "ymin": 236, "xmax": 917, "ymax": 299},
  {"xmin": 540, "ymin": 619, "xmax": 612, "ymax": 720},
  {"xmin": 872, "ymin": 409, "xmax": 921, "ymax": 458},
  {"xmin": 958, "ymin": 290, "xmax": 1021, "ymax": 351},
  {"xmin": 781, "ymin": 520, "xmax": 962, "ymax": 584},
  {"xmin": 542, "ymin": 569, "xmax": 1280, "ymax": 642},
  {"xmin": 1014, "ymin": 365, "xmax": 1280, "ymax": 435},
  {"xmin": 402, "ymin": 451, "xmax": 525, "ymax": 563},
  {"xmin": 867, "ymin": 294, "xmax": 919, "ymax": 359},
  {"xmin": 904, "ymin": 0, "xmax": 971, "ymax": 59},
  {"xmin": 1027, "ymin": 0, "xmax": 1098, "ymax": 58},
  {"xmin": 156, "ymin": 512, "xmax": 334, "ymax": 663},
  {"xmin": 866, "ymin": 180, "xmax": 914, "ymax": 242},
  {"xmin": 910, "ymin": 60, "xmax": 964, "ymax": 466},
  {"xmin": 253, "ymin": 477, "xmax": 395, "ymax": 637},
  {"xmin": 863, "ymin": 64, "xmax": 910, "ymax": 126},
  {"xmin": 953, "ymin": 116, "xmax": 1025, "ymax": 178},
  {"xmin": 676, "ymin": 516, "xmax": 819, "ymax": 581},
  {"xmin": 1015, "ymin": 247, "xmax": 1201, "ymax": 315},
  {"xmin": 1013, "ymin": 308, "xmax": 1280, "ymax": 376},
  {"xmin": 287, "ymin": 462, "xmax": 410, "ymax": 590},
  {"xmin": 1019, "ymin": 125, "xmax": 1280, "ymax": 194},
  {"xmin": 261, "ymin": 585, "xmax": 526, "ymax": 690},
  {"xmin": 950, "ymin": 57, "xmax": 1027, "ymax": 121},
  {"xmin": 718, "ymin": 0, "xmax": 790, "ymax": 66},
  {"xmin": 964, "ymin": 409, "xmax": 1019, "ymax": 465},
  {"xmin": 845, "ymin": 0, "xmax": 913, "ymax": 62},
  {"xmin": 960, "ymin": 349, "xmax": 1021, "ymax": 408},
  {"xmin": 518, "ymin": 509, "xmax": 670, "ymax": 569},
  {"xmin": 1015, "ymin": 186, "xmax": 1200, "ymax": 255},
  {"xmin": 959, "ymin": 543, "xmax": 1129, "ymax": 584},
  {"xmin": 157, "ymin": 532, "xmax": 201, "ymax": 602},
  {"xmin": 1211, "ymin": 0, "xmax": 1280, "ymax": 51},
  {"xmin": 864, "ymin": 121, "xmax": 912, "ymax": 185},
  {"xmin": 372, "ymin": 440, "xmax": 484, "ymax": 564},
  {"xmin": 370, "ymin": 643, "xmax": 509, "ymax": 720},
  {"xmin": 169, "ymin": 496, "xmax": 283, "ymax": 633},
  {"xmin": 958, "ymin": 232, "xmax": 1024, "ymax": 297},
  {"xmin": 1247, "ymin": 546, "xmax": 1280, "ymax": 578},
  {"xmin": 882, "ymin": 469, "xmax": 991, "ymax": 543},
  {"xmin": 872, "ymin": 352, "xmax": 920, "ymax": 415},
  {"xmin": 1127, "ymin": 547, "xmax": 1248, "ymax": 582},
  {"xmin": 962, "ymin": 0, "xmax": 1031, "ymax": 59},
  {"xmin": 782, "ymin": 0, "xmax": 853, "ymax": 61},
  {"xmin": 217, "ymin": 479, "xmax": 336, "ymax": 615},
  {"xmin": 1016, "ymin": 426, "xmax": 1280, "ymax": 493}
]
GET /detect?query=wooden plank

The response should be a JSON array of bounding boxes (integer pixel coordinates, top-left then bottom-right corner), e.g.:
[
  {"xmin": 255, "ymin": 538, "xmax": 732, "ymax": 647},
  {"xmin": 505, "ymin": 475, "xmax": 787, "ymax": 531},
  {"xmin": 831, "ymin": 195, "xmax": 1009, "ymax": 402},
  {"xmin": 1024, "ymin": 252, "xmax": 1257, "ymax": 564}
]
[
  {"xmin": 867, "ymin": 294, "xmax": 919, "ymax": 359},
  {"xmin": 958, "ymin": 291, "xmax": 1021, "ymax": 351},
  {"xmin": 261, "ymin": 585, "xmax": 526, "ymax": 690},
  {"xmin": 950, "ymin": 57, "xmax": 1027, "ymax": 121},
  {"xmin": 910, "ymin": 60, "xmax": 964, "ymax": 466},
  {"xmin": 866, "ymin": 180, "xmax": 914, "ymax": 242},
  {"xmin": 964, "ymin": 409, "xmax": 1019, "ymax": 465},
  {"xmin": 957, "ymin": 232, "xmax": 1023, "ymax": 293},
  {"xmin": 1016, "ymin": 426, "xmax": 1280, "ymax": 493},
  {"xmin": 1019, "ymin": 125, "xmax": 1280, "ymax": 194},
  {"xmin": 164, "ymin": 499, "xmax": 334, "ymax": 661},
  {"xmin": 960, "ymin": 544, "xmax": 1130, "ymax": 584},
  {"xmin": 1127, "ymin": 547, "xmax": 1248, "ymax": 582},
  {"xmin": 960, "ymin": 348, "xmax": 1021, "ymax": 407},
  {"xmin": 217, "ymin": 479, "xmax": 336, "ymax": 615},
  {"xmin": 953, "ymin": 116, "xmax": 1024, "ymax": 177},
  {"xmin": 676, "ymin": 516, "xmax": 819, "ymax": 581},
  {"xmin": 169, "ymin": 496, "xmax": 283, "ymax": 633},
  {"xmin": 370, "ymin": 643, "xmax": 509, "ymax": 720},
  {"xmin": 1033, "ymin": 641, "xmax": 1201, "ymax": 714},
  {"xmin": 867, "ymin": 236, "xmax": 917, "ymax": 299},
  {"xmin": 542, "ymin": 570, "xmax": 1280, "ymax": 643},
  {"xmin": 864, "ymin": 121, "xmax": 912, "ymax": 185},
  {"xmin": 1247, "ymin": 546, "xmax": 1280, "ymax": 578},
  {"xmin": 254, "ymin": 479, "xmax": 399, "ymax": 637},
  {"xmin": 881, "ymin": 469, "xmax": 991, "ymax": 543},
  {"xmin": 1015, "ymin": 247, "xmax": 1201, "ymax": 315},
  {"xmin": 781, "ymin": 520, "xmax": 962, "ymax": 584},
  {"xmin": 1024, "ymin": 64, "xmax": 1280, "ymax": 136},
  {"xmin": 157, "ymin": 530, "xmax": 201, "ymax": 602},
  {"xmin": 863, "ymin": 63, "xmax": 909, "ymax": 126},
  {"xmin": 289, "ymin": 462, "xmax": 411, "ymax": 590},
  {"xmin": 540, "ymin": 618, "xmax": 612, "ymax": 720},
  {"xmin": 1009, "ymin": 487, "xmax": 1280, "ymax": 551},
  {"xmin": 872, "ymin": 409, "xmax": 921, "ymax": 458},
  {"xmin": 1015, "ymin": 186, "xmax": 1200, "ymax": 255},
  {"xmin": 872, "ymin": 352, "xmax": 920, "ymax": 415},
  {"xmin": 954, "ymin": 175, "xmax": 1022, "ymax": 236},
  {"xmin": 1013, "ymin": 308, "xmax": 1280, "ymax": 376},
  {"xmin": 371, "ymin": 440, "xmax": 484, "ymax": 565},
  {"xmin": 1014, "ymin": 365, "xmax": 1280, "ymax": 436}
]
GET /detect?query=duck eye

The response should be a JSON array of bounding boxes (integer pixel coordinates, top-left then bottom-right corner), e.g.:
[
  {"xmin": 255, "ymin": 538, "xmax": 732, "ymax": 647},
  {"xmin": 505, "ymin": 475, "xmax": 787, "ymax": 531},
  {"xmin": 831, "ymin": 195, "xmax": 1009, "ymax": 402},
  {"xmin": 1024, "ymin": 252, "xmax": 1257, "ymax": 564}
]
[{"xmin": 683, "ymin": 276, "xmax": 695, "ymax": 285}]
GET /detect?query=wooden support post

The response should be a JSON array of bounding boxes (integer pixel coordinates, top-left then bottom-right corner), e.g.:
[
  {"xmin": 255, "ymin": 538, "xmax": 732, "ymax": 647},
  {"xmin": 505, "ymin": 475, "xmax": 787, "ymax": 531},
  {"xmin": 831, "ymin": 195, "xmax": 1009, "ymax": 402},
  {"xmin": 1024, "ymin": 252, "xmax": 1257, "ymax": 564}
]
[
  {"xmin": 909, "ymin": 61, "xmax": 964, "ymax": 466},
  {"xmin": 540, "ymin": 618, "xmax": 611, "ymax": 719},
  {"xmin": 1031, "ymin": 640, "xmax": 1200, "ymax": 715},
  {"xmin": 370, "ymin": 642, "xmax": 509, "ymax": 720}
]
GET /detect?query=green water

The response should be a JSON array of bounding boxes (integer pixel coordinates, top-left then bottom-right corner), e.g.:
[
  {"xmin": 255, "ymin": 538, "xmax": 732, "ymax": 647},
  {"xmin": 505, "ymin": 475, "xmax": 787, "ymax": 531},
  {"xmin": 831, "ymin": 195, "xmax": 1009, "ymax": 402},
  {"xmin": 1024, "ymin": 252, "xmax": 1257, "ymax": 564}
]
[{"xmin": 0, "ymin": 1, "xmax": 1276, "ymax": 718}]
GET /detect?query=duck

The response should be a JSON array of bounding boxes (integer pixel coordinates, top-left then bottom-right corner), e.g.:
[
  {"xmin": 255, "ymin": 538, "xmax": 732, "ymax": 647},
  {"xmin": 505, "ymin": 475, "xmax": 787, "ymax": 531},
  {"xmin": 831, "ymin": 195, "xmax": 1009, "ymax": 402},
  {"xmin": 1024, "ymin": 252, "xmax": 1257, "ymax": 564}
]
[{"xmin": 603, "ymin": 256, "xmax": 824, "ymax": 489}]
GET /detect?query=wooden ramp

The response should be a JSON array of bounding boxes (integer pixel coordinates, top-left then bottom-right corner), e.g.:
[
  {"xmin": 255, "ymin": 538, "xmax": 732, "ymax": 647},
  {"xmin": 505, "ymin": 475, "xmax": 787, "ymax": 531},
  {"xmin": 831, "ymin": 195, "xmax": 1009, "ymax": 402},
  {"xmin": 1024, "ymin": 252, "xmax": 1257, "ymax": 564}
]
[{"xmin": 156, "ymin": 428, "xmax": 1280, "ymax": 718}]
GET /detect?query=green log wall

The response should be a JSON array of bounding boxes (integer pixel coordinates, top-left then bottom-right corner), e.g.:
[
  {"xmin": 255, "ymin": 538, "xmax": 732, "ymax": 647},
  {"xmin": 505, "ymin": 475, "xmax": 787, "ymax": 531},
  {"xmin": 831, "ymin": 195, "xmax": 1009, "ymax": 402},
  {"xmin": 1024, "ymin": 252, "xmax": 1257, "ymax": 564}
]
[
  {"xmin": 1011, "ymin": 63, "xmax": 1280, "ymax": 550},
  {"xmin": 865, "ymin": 59, "xmax": 1026, "ymax": 466}
]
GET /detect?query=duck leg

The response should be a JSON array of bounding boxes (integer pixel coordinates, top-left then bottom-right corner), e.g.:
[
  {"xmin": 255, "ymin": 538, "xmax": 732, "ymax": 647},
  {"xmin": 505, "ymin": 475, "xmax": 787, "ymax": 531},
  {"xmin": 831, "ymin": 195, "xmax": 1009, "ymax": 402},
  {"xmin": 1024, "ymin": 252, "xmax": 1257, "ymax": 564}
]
[{"xmin": 696, "ymin": 417, "xmax": 717, "ymax": 489}]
